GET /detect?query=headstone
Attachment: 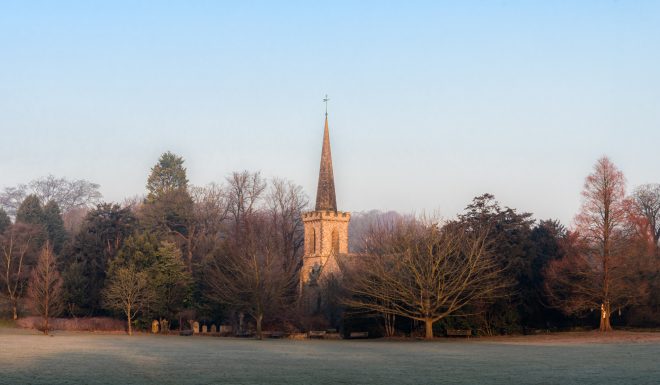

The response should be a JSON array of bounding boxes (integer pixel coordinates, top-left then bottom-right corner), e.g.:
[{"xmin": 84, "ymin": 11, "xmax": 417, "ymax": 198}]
[
  {"xmin": 202, "ymin": 325, "xmax": 208, "ymax": 333},
  {"xmin": 210, "ymin": 324, "xmax": 217, "ymax": 333},
  {"xmin": 219, "ymin": 325, "xmax": 233, "ymax": 334},
  {"xmin": 193, "ymin": 321, "xmax": 200, "ymax": 334},
  {"xmin": 160, "ymin": 319, "xmax": 169, "ymax": 333},
  {"xmin": 151, "ymin": 320, "xmax": 159, "ymax": 334}
]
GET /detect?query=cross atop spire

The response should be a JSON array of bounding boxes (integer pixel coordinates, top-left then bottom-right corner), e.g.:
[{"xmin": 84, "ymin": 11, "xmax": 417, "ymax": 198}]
[
  {"xmin": 323, "ymin": 94, "xmax": 330, "ymax": 116},
  {"xmin": 315, "ymin": 106, "xmax": 337, "ymax": 212}
]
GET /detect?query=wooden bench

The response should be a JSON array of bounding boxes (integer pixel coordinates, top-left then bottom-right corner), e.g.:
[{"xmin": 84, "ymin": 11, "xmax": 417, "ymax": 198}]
[
  {"xmin": 446, "ymin": 329, "xmax": 471, "ymax": 338},
  {"xmin": 348, "ymin": 331, "xmax": 369, "ymax": 339},
  {"xmin": 308, "ymin": 330, "xmax": 327, "ymax": 339}
]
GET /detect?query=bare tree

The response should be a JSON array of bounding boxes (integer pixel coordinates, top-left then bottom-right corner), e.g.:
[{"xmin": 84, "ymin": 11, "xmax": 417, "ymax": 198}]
[
  {"xmin": 177, "ymin": 183, "xmax": 230, "ymax": 269},
  {"xmin": 0, "ymin": 175, "xmax": 102, "ymax": 216},
  {"xmin": 27, "ymin": 242, "xmax": 63, "ymax": 334},
  {"xmin": 103, "ymin": 267, "xmax": 153, "ymax": 335},
  {"xmin": 190, "ymin": 183, "xmax": 229, "ymax": 242},
  {"xmin": 31, "ymin": 175, "xmax": 102, "ymax": 211},
  {"xmin": 545, "ymin": 157, "xmax": 638, "ymax": 332},
  {"xmin": 632, "ymin": 184, "xmax": 660, "ymax": 256},
  {"xmin": 266, "ymin": 178, "xmax": 308, "ymax": 271},
  {"xmin": 343, "ymin": 218, "xmax": 507, "ymax": 339},
  {"xmin": 348, "ymin": 210, "xmax": 405, "ymax": 253},
  {"xmin": 61, "ymin": 206, "xmax": 89, "ymax": 235},
  {"xmin": 226, "ymin": 171, "xmax": 266, "ymax": 236},
  {"xmin": 206, "ymin": 210, "xmax": 296, "ymax": 339},
  {"xmin": 0, "ymin": 187, "xmax": 27, "ymax": 218},
  {"xmin": 0, "ymin": 223, "xmax": 39, "ymax": 319}
]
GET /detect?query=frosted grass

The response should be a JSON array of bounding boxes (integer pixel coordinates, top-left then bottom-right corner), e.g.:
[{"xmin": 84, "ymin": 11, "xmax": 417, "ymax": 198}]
[{"xmin": 1, "ymin": 330, "xmax": 658, "ymax": 384}]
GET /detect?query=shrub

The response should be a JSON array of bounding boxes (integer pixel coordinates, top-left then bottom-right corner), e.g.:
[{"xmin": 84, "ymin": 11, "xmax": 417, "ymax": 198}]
[{"xmin": 16, "ymin": 317, "xmax": 125, "ymax": 332}]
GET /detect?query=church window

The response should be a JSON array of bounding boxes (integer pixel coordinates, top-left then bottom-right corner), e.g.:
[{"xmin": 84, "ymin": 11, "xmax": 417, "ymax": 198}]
[
  {"xmin": 312, "ymin": 228, "xmax": 317, "ymax": 254},
  {"xmin": 332, "ymin": 228, "xmax": 339, "ymax": 254}
]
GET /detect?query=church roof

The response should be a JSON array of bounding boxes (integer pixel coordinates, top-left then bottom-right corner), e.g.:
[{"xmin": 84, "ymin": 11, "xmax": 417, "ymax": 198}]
[{"xmin": 315, "ymin": 114, "xmax": 337, "ymax": 211}]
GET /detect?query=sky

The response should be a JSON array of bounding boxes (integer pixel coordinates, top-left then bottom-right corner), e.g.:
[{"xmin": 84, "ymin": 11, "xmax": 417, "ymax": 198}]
[{"xmin": 1, "ymin": 1, "xmax": 659, "ymax": 225}]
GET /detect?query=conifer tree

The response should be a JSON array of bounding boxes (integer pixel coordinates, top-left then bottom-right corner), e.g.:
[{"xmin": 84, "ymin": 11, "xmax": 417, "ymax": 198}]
[
  {"xmin": 142, "ymin": 151, "xmax": 194, "ymax": 269},
  {"xmin": 146, "ymin": 151, "xmax": 189, "ymax": 201},
  {"xmin": 43, "ymin": 201, "xmax": 67, "ymax": 254},
  {"xmin": 64, "ymin": 203, "xmax": 136, "ymax": 315},
  {"xmin": 27, "ymin": 241, "xmax": 64, "ymax": 334},
  {"xmin": 16, "ymin": 194, "xmax": 44, "ymax": 226},
  {"xmin": 0, "ymin": 208, "xmax": 10, "ymax": 233}
]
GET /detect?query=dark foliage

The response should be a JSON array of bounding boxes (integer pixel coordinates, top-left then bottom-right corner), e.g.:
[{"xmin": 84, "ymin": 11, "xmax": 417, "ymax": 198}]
[{"xmin": 63, "ymin": 203, "xmax": 136, "ymax": 315}]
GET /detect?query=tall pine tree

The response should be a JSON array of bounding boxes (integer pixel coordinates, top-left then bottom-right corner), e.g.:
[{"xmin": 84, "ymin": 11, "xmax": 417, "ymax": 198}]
[
  {"xmin": 16, "ymin": 194, "xmax": 44, "ymax": 225},
  {"xmin": 43, "ymin": 201, "xmax": 67, "ymax": 254},
  {"xmin": 146, "ymin": 151, "xmax": 189, "ymax": 201}
]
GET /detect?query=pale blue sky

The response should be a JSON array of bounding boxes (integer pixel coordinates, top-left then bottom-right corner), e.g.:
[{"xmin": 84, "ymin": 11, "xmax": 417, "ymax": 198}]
[{"xmin": 1, "ymin": 1, "xmax": 659, "ymax": 225}]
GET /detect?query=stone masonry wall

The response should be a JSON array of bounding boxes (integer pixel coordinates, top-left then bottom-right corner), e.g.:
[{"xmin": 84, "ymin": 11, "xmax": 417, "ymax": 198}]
[{"xmin": 300, "ymin": 211, "xmax": 350, "ymax": 286}]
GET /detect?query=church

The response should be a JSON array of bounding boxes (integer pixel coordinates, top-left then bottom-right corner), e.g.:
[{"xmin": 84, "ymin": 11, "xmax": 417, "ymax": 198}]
[{"xmin": 300, "ymin": 110, "xmax": 351, "ymax": 290}]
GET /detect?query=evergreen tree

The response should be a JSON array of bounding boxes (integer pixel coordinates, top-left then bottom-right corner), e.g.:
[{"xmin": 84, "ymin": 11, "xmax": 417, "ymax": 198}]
[
  {"xmin": 0, "ymin": 208, "xmax": 10, "ymax": 233},
  {"xmin": 63, "ymin": 203, "xmax": 136, "ymax": 315},
  {"xmin": 43, "ymin": 201, "xmax": 67, "ymax": 254},
  {"xmin": 457, "ymin": 193, "xmax": 536, "ymax": 333},
  {"xmin": 111, "ymin": 232, "xmax": 161, "ymax": 273},
  {"xmin": 61, "ymin": 260, "xmax": 87, "ymax": 316},
  {"xmin": 150, "ymin": 241, "xmax": 191, "ymax": 320},
  {"xmin": 146, "ymin": 151, "xmax": 189, "ymax": 201},
  {"xmin": 109, "ymin": 233, "xmax": 191, "ymax": 323},
  {"xmin": 140, "ymin": 189, "xmax": 193, "ymax": 238},
  {"xmin": 15, "ymin": 194, "xmax": 46, "ymax": 248},
  {"xmin": 527, "ymin": 220, "xmax": 569, "ymax": 328},
  {"xmin": 141, "ymin": 151, "xmax": 194, "ymax": 269},
  {"xmin": 16, "ymin": 194, "xmax": 44, "ymax": 225}
]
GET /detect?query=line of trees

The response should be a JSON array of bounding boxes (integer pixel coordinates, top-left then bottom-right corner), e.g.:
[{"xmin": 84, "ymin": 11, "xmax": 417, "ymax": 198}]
[
  {"xmin": 1, "ymin": 154, "xmax": 659, "ymax": 337},
  {"xmin": 0, "ymin": 152, "xmax": 308, "ymax": 337},
  {"xmin": 340, "ymin": 157, "xmax": 659, "ymax": 337}
]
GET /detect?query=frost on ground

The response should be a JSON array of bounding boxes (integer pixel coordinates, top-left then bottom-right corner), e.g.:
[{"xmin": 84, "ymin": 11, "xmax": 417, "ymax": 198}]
[{"xmin": 1, "ymin": 329, "xmax": 659, "ymax": 385}]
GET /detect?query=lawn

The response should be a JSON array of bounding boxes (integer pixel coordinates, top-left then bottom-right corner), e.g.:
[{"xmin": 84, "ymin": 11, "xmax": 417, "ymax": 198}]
[{"xmin": 1, "ymin": 329, "xmax": 659, "ymax": 384}]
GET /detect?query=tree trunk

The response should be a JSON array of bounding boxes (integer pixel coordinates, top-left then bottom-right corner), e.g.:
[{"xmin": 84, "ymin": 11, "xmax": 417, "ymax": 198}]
[
  {"xmin": 127, "ymin": 306, "xmax": 133, "ymax": 336},
  {"xmin": 599, "ymin": 302, "xmax": 612, "ymax": 332},
  {"xmin": 256, "ymin": 313, "xmax": 263, "ymax": 340},
  {"xmin": 384, "ymin": 313, "xmax": 396, "ymax": 337},
  {"xmin": 424, "ymin": 319, "xmax": 434, "ymax": 339},
  {"xmin": 44, "ymin": 299, "xmax": 50, "ymax": 335}
]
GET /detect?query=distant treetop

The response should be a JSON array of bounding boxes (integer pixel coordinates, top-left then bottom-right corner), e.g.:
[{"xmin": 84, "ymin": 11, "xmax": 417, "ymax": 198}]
[
  {"xmin": 146, "ymin": 151, "xmax": 189, "ymax": 200},
  {"xmin": 0, "ymin": 175, "xmax": 102, "ymax": 216}
]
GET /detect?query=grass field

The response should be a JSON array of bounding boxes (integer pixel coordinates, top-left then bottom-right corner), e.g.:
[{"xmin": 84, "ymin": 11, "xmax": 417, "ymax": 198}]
[{"xmin": 1, "ymin": 328, "xmax": 659, "ymax": 384}]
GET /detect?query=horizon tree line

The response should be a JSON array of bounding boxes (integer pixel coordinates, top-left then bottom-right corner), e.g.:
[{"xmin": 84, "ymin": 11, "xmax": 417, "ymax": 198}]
[{"xmin": 0, "ymin": 153, "xmax": 658, "ymax": 337}]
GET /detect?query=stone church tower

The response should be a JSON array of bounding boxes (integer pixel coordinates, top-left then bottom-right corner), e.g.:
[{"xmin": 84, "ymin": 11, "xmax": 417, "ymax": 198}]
[{"xmin": 300, "ymin": 113, "xmax": 350, "ymax": 288}]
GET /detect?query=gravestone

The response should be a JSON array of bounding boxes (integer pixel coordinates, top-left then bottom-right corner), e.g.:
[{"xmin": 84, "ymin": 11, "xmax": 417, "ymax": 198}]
[
  {"xmin": 160, "ymin": 319, "xmax": 169, "ymax": 333},
  {"xmin": 151, "ymin": 320, "xmax": 159, "ymax": 334},
  {"xmin": 202, "ymin": 325, "xmax": 208, "ymax": 333},
  {"xmin": 219, "ymin": 325, "xmax": 233, "ymax": 334},
  {"xmin": 210, "ymin": 324, "xmax": 217, "ymax": 333},
  {"xmin": 193, "ymin": 321, "xmax": 200, "ymax": 334}
]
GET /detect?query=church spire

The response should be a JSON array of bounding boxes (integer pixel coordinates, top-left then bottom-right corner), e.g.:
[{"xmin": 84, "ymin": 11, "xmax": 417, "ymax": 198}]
[{"xmin": 315, "ymin": 110, "xmax": 337, "ymax": 211}]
